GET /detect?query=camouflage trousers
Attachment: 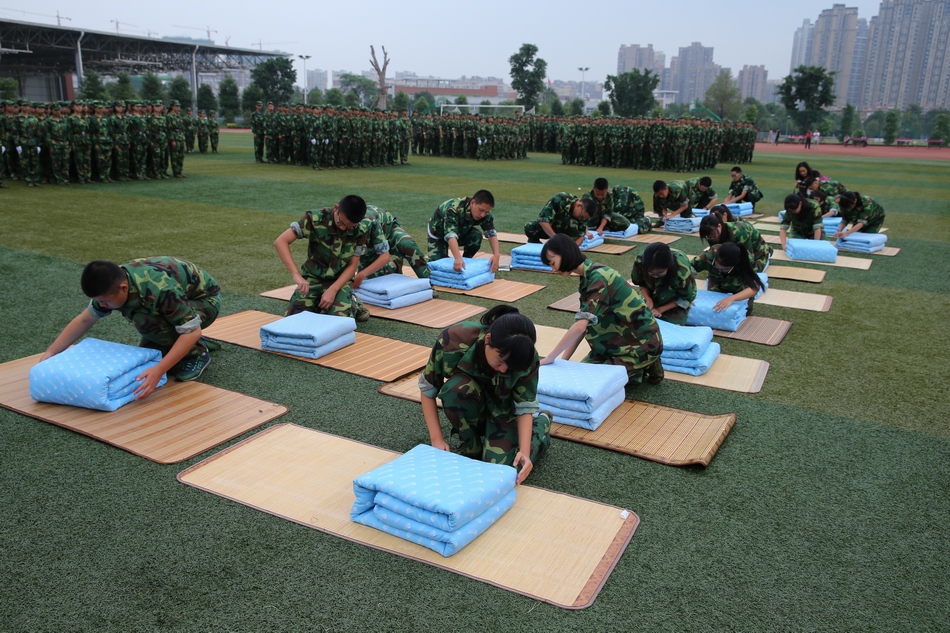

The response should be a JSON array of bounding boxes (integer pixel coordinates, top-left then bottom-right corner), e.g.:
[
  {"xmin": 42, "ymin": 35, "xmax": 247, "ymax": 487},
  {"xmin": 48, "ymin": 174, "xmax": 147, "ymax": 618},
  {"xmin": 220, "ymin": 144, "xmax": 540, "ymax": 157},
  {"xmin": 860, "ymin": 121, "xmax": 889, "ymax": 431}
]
[
  {"xmin": 658, "ymin": 307, "xmax": 690, "ymax": 326},
  {"xmin": 427, "ymin": 228, "xmax": 483, "ymax": 261},
  {"xmin": 197, "ymin": 133, "xmax": 209, "ymax": 154},
  {"xmin": 210, "ymin": 132, "xmax": 218, "ymax": 153},
  {"xmin": 585, "ymin": 342, "xmax": 663, "ymax": 387},
  {"xmin": 113, "ymin": 144, "xmax": 130, "ymax": 180},
  {"xmin": 253, "ymin": 134, "xmax": 264, "ymax": 162},
  {"xmin": 589, "ymin": 214, "xmax": 631, "ymax": 234},
  {"xmin": 168, "ymin": 140, "xmax": 185, "ymax": 176},
  {"xmin": 629, "ymin": 215, "xmax": 654, "ymax": 234},
  {"xmin": 186, "ymin": 131, "xmax": 196, "ymax": 153},
  {"xmin": 48, "ymin": 145, "xmax": 69, "ymax": 184},
  {"xmin": 265, "ymin": 137, "xmax": 279, "ymax": 163},
  {"xmin": 524, "ymin": 221, "xmax": 576, "ymax": 244},
  {"xmin": 134, "ymin": 294, "xmax": 221, "ymax": 359},
  {"xmin": 93, "ymin": 144, "xmax": 112, "ymax": 181},
  {"xmin": 72, "ymin": 145, "xmax": 92, "ymax": 182},
  {"xmin": 19, "ymin": 145, "xmax": 39, "ymax": 184},
  {"xmin": 365, "ymin": 228, "xmax": 431, "ymax": 279},
  {"xmin": 438, "ymin": 372, "xmax": 550, "ymax": 466},
  {"xmin": 285, "ymin": 278, "xmax": 356, "ymax": 318},
  {"xmin": 131, "ymin": 143, "xmax": 148, "ymax": 179}
]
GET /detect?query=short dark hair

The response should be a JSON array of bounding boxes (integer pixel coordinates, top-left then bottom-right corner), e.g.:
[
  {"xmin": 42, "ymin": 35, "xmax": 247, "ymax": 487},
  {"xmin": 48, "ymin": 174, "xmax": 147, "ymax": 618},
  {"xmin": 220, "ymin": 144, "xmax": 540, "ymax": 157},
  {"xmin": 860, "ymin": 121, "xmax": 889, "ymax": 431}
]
[
  {"xmin": 714, "ymin": 242, "xmax": 764, "ymax": 292},
  {"xmin": 784, "ymin": 194, "xmax": 804, "ymax": 212},
  {"xmin": 579, "ymin": 197, "xmax": 599, "ymax": 217},
  {"xmin": 338, "ymin": 195, "xmax": 368, "ymax": 223},
  {"xmin": 480, "ymin": 306, "xmax": 537, "ymax": 374},
  {"xmin": 81, "ymin": 260, "xmax": 125, "ymax": 297},
  {"xmin": 803, "ymin": 177, "xmax": 819, "ymax": 190},
  {"xmin": 731, "ymin": 166, "xmax": 742, "ymax": 174},
  {"xmin": 699, "ymin": 215, "xmax": 732, "ymax": 246},
  {"xmin": 540, "ymin": 233, "xmax": 587, "ymax": 272},
  {"xmin": 471, "ymin": 190, "xmax": 495, "ymax": 206},
  {"xmin": 593, "ymin": 177, "xmax": 609, "ymax": 190},
  {"xmin": 839, "ymin": 191, "xmax": 861, "ymax": 209},
  {"xmin": 652, "ymin": 180, "xmax": 667, "ymax": 193},
  {"xmin": 698, "ymin": 176, "xmax": 712, "ymax": 187},
  {"xmin": 710, "ymin": 204, "xmax": 735, "ymax": 222}
]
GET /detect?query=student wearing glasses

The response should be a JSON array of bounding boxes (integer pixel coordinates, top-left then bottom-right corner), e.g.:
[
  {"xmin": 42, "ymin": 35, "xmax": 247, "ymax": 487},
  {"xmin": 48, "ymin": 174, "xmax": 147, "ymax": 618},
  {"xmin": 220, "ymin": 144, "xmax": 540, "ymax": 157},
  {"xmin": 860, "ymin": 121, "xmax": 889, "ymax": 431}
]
[
  {"xmin": 629, "ymin": 242, "xmax": 697, "ymax": 325},
  {"xmin": 273, "ymin": 194, "xmax": 380, "ymax": 322},
  {"xmin": 691, "ymin": 242, "xmax": 765, "ymax": 314}
]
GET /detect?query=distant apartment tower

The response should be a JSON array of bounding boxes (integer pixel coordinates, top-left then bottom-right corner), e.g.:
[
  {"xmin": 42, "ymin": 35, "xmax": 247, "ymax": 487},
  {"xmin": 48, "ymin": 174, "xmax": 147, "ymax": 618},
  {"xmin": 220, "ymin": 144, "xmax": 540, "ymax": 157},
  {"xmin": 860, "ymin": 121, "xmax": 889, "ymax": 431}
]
[
  {"xmin": 790, "ymin": 19, "xmax": 814, "ymax": 72},
  {"xmin": 808, "ymin": 4, "xmax": 865, "ymax": 109},
  {"xmin": 307, "ymin": 69, "xmax": 328, "ymax": 93},
  {"xmin": 737, "ymin": 65, "xmax": 769, "ymax": 103},
  {"xmin": 667, "ymin": 42, "xmax": 727, "ymax": 106},
  {"xmin": 617, "ymin": 44, "xmax": 666, "ymax": 78},
  {"xmin": 862, "ymin": 0, "xmax": 950, "ymax": 111}
]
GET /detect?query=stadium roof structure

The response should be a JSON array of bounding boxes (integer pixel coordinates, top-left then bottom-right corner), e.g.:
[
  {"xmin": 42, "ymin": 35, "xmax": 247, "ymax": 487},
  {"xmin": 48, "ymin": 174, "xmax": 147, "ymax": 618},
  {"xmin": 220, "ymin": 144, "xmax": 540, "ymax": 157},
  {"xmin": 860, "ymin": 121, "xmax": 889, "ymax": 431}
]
[{"xmin": 0, "ymin": 18, "xmax": 287, "ymax": 77}]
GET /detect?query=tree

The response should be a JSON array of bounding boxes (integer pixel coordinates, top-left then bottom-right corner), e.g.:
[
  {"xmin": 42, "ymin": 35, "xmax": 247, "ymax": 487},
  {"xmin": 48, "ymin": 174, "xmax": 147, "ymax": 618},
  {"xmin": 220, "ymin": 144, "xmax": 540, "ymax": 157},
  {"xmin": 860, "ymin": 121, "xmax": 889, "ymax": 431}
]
[
  {"xmin": 550, "ymin": 98, "xmax": 564, "ymax": 116},
  {"xmin": 567, "ymin": 98, "xmax": 584, "ymax": 116},
  {"xmin": 777, "ymin": 65, "xmax": 836, "ymax": 132},
  {"xmin": 324, "ymin": 88, "xmax": 344, "ymax": 107},
  {"xmin": 454, "ymin": 95, "xmax": 469, "ymax": 105},
  {"xmin": 508, "ymin": 43, "xmax": 547, "ymax": 112},
  {"xmin": 412, "ymin": 95, "xmax": 430, "ymax": 114},
  {"xmin": 251, "ymin": 57, "xmax": 296, "ymax": 105},
  {"xmin": 106, "ymin": 73, "xmax": 137, "ymax": 101},
  {"xmin": 307, "ymin": 88, "xmax": 324, "ymax": 106},
  {"xmin": 883, "ymin": 110, "xmax": 899, "ymax": 145},
  {"xmin": 840, "ymin": 104, "xmax": 856, "ymax": 140},
  {"xmin": 241, "ymin": 83, "xmax": 264, "ymax": 113},
  {"xmin": 596, "ymin": 101, "xmax": 612, "ymax": 116},
  {"xmin": 0, "ymin": 77, "xmax": 17, "ymax": 100},
  {"xmin": 415, "ymin": 91, "xmax": 436, "ymax": 107},
  {"xmin": 168, "ymin": 76, "xmax": 193, "ymax": 111},
  {"xmin": 901, "ymin": 104, "xmax": 923, "ymax": 139},
  {"xmin": 933, "ymin": 114, "xmax": 950, "ymax": 145},
  {"xmin": 391, "ymin": 91, "xmax": 410, "ymax": 111},
  {"xmin": 604, "ymin": 69, "xmax": 659, "ymax": 117},
  {"xmin": 218, "ymin": 75, "xmax": 241, "ymax": 122},
  {"xmin": 369, "ymin": 45, "xmax": 390, "ymax": 110},
  {"xmin": 343, "ymin": 91, "xmax": 360, "ymax": 108},
  {"xmin": 665, "ymin": 102, "xmax": 690, "ymax": 118},
  {"xmin": 141, "ymin": 73, "xmax": 166, "ymax": 104},
  {"xmin": 922, "ymin": 108, "xmax": 950, "ymax": 138},
  {"xmin": 197, "ymin": 84, "xmax": 217, "ymax": 115},
  {"xmin": 703, "ymin": 71, "xmax": 742, "ymax": 121},
  {"xmin": 744, "ymin": 105, "xmax": 758, "ymax": 125},
  {"xmin": 79, "ymin": 70, "xmax": 107, "ymax": 100},
  {"xmin": 863, "ymin": 110, "xmax": 886, "ymax": 138},
  {"xmin": 337, "ymin": 73, "xmax": 377, "ymax": 108}
]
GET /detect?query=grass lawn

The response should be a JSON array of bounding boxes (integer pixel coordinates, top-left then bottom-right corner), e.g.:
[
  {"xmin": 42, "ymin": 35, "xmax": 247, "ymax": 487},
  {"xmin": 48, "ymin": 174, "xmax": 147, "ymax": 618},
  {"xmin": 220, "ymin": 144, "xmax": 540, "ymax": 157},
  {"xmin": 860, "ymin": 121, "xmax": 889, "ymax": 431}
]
[{"xmin": 1, "ymin": 133, "xmax": 948, "ymax": 631}]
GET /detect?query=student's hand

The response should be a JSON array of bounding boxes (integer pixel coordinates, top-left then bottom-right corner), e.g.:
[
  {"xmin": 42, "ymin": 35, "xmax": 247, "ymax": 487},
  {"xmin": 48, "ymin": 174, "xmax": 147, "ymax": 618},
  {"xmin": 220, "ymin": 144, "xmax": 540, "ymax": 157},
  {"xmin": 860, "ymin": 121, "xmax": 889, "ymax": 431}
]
[
  {"xmin": 453, "ymin": 257, "xmax": 465, "ymax": 272},
  {"xmin": 513, "ymin": 451, "xmax": 533, "ymax": 485},
  {"xmin": 651, "ymin": 308, "xmax": 663, "ymax": 318},
  {"xmin": 596, "ymin": 227, "xmax": 605, "ymax": 236},
  {"xmin": 539, "ymin": 355, "xmax": 555, "ymax": 366},
  {"xmin": 431, "ymin": 437, "xmax": 450, "ymax": 452},
  {"xmin": 833, "ymin": 230, "xmax": 845, "ymax": 239},
  {"xmin": 585, "ymin": 231, "xmax": 594, "ymax": 240},
  {"xmin": 318, "ymin": 288, "xmax": 335, "ymax": 309},
  {"xmin": 292, "ymin": 273, "xmax": 309, "ymax": 296},
  {"xmin": 352, "ymin": 273, "xmax": 364, "ymax": 289},
  {"xmin": 133, "ymin": 366, "xmax": 165, "ymax": 400},
  {"xmin": 713, "ymin": 297, "xmax": 735, "ymax": 312},
  {"xmin": 489, "ymin": 254, "xmax": 500, "ymax": 274}
]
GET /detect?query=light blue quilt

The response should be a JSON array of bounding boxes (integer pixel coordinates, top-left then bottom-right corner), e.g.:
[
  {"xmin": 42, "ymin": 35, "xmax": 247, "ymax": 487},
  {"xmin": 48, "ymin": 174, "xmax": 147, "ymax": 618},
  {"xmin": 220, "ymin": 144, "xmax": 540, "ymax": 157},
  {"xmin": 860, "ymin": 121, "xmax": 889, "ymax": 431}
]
[
  {"xmin": 510, "ymin": 243, "xmax": 550, "ymax": 271},
  {"xmin": 354, "ymin": 274, "xmax": 431, "ymax": 301},
  {"xmin": 657, "ymin": 319, "xmax": 714, "ymax": 360},
  {"xmin": 785, "ymin": 238, "xmax": 838, "ymax": 263},
  {"xmin": 579, "ymin": 234, "xmax": 605, "ymax": 250},
  {"xmin": 428, "ymin": 257, "xmax": 495, "ymax": 290},
  {"xmin": 259, "ymin": 312, "xmax": 357, "ymax": 359},
  {"xmin": 661, "ymin": 341, "xmax": 721, "ymax": 376},
  {"xmin": 691, "ymin": 208, "xmax": 711, "ymax": 217},
  {"xmin": 540, "ymin": 389, "xmax": 627, "ymax": 431},
  {"xmin": 351, "ymin": 444, "xmax": 517, "ymax": 557},
  {"xmin": 603, "ymin": 224, "xmax": 639, "ymax": 238},
  {"xmin": 822, "ymin": 216, "xmax": 842, "ymax": 234},
  {"xmin": 665, "ymin": 216, "xmax": 703, "ymax": 233},
  {"xmin": 537, "ymin": 359, "xmax": 628, "ymax": 413},
  {"xmin": 726, "ymin": 202, "xmax": 754, "ymax": 216},
  {"xmin": 29, "ymin": 338, "xmax": 167, "ymax": 411},
  {"xmin": 685, "ymin": 289, "xmax": 748, "ymax": 332},
  {"xmin": 836, "ymin": 233, "xmax": 887, "ymax": 253}
]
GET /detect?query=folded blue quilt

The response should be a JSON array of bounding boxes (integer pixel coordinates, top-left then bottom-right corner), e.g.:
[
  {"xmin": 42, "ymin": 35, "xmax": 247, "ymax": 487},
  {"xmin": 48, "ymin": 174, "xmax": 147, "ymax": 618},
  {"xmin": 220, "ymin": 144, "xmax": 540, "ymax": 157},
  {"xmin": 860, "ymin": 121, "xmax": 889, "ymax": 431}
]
[
  {"xmin": 661, "ymin": 341, "xmax": 721, "ymax": 376},
  {"xmin": 29, "ymin": 338, "xmax": 167, "ymax": 411},
  {"xmin": 540, "ymin": 389, "xmax": 627, "ymax": 431},
  {"xmin": 685, "ymin": 289, "xmax": 748, "ymax": 332},
  {"xmin": 691, "ymin": 208, "xmax": 711, "ymax": 217},
  {"xmin": 755, "ymin": 272, "xmax": 768, "ymax": 299},
  {"xmin": 510, "ymin": 243, "xmax": 550, "ymax": 271},
  {"xmin": 260, "ymin": 312, "xmax": 357, "ymax": 359},
  {"xmin": 785, "ymin": 238, "xmax": 838, "ymax": 263},
  {"xmin": 665, "ymin": 216, "xmax": 703, "ymax": 233},
  {"xmin": 579, "ymin": 233, "xmax": 605, "ymax": 250},
  {"xmin": 358, "ymin": 289, "xmax": 433, "ymax": 309},
  {"xmin": 603, "ymin": 224, "xmax": 639, "ymax": 238},
  {"xmin": 657, "ymin": 319, "xmax": 714, "ymax": 360},
  {"xmin": 836, "ymin": 233, "xmax": 888, "ymax": 253},
  {"xmin": 428, "ymin": 257, "xmax": 495, "ymax": 290},
  {"xmin": 537, "ymin": 359, "xmax": 628, "ymax": 414},
  {"xmin": 354, "ymin": 274, "xmax": 432, "ymax": 301},
  {"xmin": 430, "ymin": 271, "xmax": 494, "ymax": 290},
  {"xmin": 351, "ymin": 444, "xmax": 517, "ymax": 557},
  {"xmin": 726, "ymin": 202, "xmax": 754, "ymax": 216},
  {"xmin": 822, "ymin": 216, "xmax": 842, "ymax": 234}
]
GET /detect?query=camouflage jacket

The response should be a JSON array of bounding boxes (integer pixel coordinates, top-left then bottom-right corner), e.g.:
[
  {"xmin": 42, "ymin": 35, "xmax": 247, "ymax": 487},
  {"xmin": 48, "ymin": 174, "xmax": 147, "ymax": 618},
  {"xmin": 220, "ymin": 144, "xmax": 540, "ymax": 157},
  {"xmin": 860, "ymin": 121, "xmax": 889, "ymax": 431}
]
[
  {"xmin": 728, "ymin": 175, "xmax": 763, "ymax": 203},
  {"xmin": 290, "ymin": 208, "xmax": 371, "ymax": 282},
  {"xmin": 653, "ymin": 180, "xmax": 689, "ymax": 214},
  {"xmin": 585, "ymin": 185, "xmax": 646, "ymax": 223},
  {"xmin": 539, "ymin": 193, "xmax": 587, "ymax": 238},
  {"xmin": 780, "ymin": 199, "xmax": 823, "ymax": 237},
  {"xmin": 691, "ymin": 246, "xmax": 753, "ymax": 295},
  {"xmin": 427, "ymin": 197, "xmax": 497, "ymax": 244},
  {"xmin": 630, "ymin": 248, "xmax": 697, "ymax": 309}
]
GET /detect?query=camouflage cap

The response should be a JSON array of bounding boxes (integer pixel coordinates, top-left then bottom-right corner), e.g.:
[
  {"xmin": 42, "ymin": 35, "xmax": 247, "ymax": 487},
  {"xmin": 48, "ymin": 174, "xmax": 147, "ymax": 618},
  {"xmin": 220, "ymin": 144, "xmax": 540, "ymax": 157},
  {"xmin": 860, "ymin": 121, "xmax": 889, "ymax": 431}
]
[{"xmin": 170, "ymin": 100, "xmax": 180, "ymax": 106}]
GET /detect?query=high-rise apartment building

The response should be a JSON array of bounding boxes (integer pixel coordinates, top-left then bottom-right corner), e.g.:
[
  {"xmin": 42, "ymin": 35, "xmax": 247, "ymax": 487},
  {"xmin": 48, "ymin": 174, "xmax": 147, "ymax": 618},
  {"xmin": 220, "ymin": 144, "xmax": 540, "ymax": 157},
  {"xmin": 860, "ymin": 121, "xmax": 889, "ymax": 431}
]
[
  {"xmin": 667, "ymin": 42, "xmax": 727, "ymax": 106},
  {"xmin": 790, "ymin": 19, "xmax": 814, "ymax": 72},
  {"xmin": 617, "ymin": 44, "xmax": 666, "ymax": 79},
  {"xmin": 737, "ymin": 65, "xmax": 769, "ymax": 103},
  {"xmin": 809, "ymin": 4, "xmax": 864, "ymax": 108}
]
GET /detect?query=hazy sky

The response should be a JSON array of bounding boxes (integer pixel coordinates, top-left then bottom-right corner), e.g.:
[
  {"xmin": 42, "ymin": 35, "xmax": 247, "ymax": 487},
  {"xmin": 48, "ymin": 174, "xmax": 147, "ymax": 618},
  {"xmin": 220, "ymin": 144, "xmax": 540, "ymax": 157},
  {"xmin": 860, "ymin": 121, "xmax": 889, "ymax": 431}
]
[{"xmin": 9, "ymin": 1, "xmax": 885, "ymax": 88}]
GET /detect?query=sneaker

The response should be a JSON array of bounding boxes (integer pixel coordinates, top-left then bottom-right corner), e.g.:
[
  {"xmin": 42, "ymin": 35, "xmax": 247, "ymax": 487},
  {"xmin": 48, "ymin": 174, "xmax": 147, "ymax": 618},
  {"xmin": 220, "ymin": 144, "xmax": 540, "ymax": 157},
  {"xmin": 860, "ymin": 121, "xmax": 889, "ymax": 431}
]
[
  {"xmin": 175, "ymin": 351, "xmax": 211, "ymax": 382},
  {"xmin": 645, "ymin": 359, "xmax": 665, "ymax": 385},
  {"xmin": 353, "ymin": 299, "xmax": 371, "ymax": 323},
  {"xmin": 200, "ymin": 337, "xmax": 222, "ymax": 352}
]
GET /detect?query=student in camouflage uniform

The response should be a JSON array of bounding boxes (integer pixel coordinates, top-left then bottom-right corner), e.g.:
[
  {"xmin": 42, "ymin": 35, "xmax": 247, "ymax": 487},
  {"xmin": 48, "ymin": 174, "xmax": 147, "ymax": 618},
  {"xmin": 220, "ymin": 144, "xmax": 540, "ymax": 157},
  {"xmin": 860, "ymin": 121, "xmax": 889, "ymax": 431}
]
[
  {"xmin": 540, "ymin": 234, "xmax": 664, "ymax": 387},
  {"xmin": 16, "ymin": 103, "xmax": 41, "ymax": 186},
  {"xmin": 251, "ymin": 102, "xmax": 264, "ymax": 162},
  {"xmin": 780, "ymin": 194, "xmax": 824, "ymax": 249},
  {"xmin": 524, "ymin": 193, "xmax": 596, "ymax": 245},
  {"xmin": 807, "ymin": 188, "xmax": 840, "ymax": 219},
  {"xmin": 196, "ymin": 111, "xmax": 209, "ymax": 154},
  {"xmin": 353, "ymin": 204, "xmax": 431, "ymax": 283},
  {"xmin": 685, "ymin": 176, "xmax": 718, "ymax": 210},
  {"xmin": 110, "ymin": 101, "xmax": 131, "ymax": 181},
  {"xmin": 90, "ymin": 102, "xmax": 113, "ymax": 182},
  {"xmin": 148, "ymin": 102, "xmax": 169, "ymax": 179},
  {"xmin": 652, "ymin": 179, "xmax": 693, "ymax": 223},
  {"xmin": 274, "ymin": 194, "xmax": 374, "ymax": 322},
  {"xmin": 166, "ymin": 101, "xmax": 186, "ymax": 178},
  {"xmin": 691, "ymin": 243, "xmax": 765, "ymax": 314},
  {"xmin": 45, "ymin": 103, "xmax": 70, "ymax": 185},
  {"xmin": 585, "ymin": 178, "xmax": 651, "ymax": 234},
  {"xmin": 723, "ymin": 166, "xmax": 764, "ymax": 208},
  {"xmin": 40, "ymin": 257, "xmax": 222, "ymax": 392},
  {"xmin": 208, "ymin": 111, "xmax": 220, "ymax": 153},
  {"xmin": 426, "ymin": 190, "xmax": 501, "ymax": 273},
  {"xmin": 834, "ymin": 192, "xmax": 886, "ymax": 237},
  {"xmin": 629, "ymin": 242, "xmax": 697, "ymax": 325},
  {"xmin": 68, "ymin": 101, "xmax": 92, "ymax": 183},
  {"xmin": 2, "ymin": 101, "xmax": 20, "ymax": 180},
  {"xmin": 699, "ymin": 212, "xmax": 772, "ymax": 272},
  {"xmin": 183, "ymin": 108, "xmax": 197, "ymax": 154},
  {"xmin": 419, "ymin": 305, "xmax": 550, "ymax": 484},
  {"xmin": 129, "ymin": 102, "xmax": 149, "ymax": 180}
]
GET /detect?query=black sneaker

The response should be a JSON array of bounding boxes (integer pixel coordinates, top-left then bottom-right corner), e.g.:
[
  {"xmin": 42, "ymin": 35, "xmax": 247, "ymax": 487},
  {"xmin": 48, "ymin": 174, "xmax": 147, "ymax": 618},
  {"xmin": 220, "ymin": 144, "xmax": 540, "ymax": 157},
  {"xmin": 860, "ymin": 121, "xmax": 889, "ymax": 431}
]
[
  {"xmin": 645, "ymin": 359, "xmax": 665, "ymax": 385},
  {"xmin": 175, "ymin": 351, "xmax": 211, "ymax": 382}
]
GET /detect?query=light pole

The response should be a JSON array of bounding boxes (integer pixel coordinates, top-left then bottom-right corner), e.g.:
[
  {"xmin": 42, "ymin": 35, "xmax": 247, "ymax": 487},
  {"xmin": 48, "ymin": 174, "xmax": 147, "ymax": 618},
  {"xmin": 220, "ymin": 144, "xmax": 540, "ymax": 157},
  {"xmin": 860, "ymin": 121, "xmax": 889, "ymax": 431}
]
[
  {"xmin": 298, "ymin": 54, "xmax": 311, "ymax": 105},
  {"xmin": 577, "ymin": 66, "xmax": 589, "ymax": 104}
]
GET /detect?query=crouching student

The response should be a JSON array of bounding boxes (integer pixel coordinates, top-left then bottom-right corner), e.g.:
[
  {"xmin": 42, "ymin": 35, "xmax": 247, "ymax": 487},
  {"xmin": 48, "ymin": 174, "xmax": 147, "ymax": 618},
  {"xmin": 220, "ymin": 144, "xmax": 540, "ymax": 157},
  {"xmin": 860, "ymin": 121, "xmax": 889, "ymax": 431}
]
[
  {"xmin": 699, "ymin": 213, "xmax": 772, "ymax": 272},
  {"xmin": 629, "ymin": 242, "xmax": 697, "ymax": 325},
  {"xmin": 781, "ymin": 193, "xmax": 824, "ymax": 250},
  {"xmin": 691, "ymin": 242, "xmax": 766, "ymax": 314},
  {"xmin": 834, "ymin": 191, "xmax": 886, "ymax": 237}
]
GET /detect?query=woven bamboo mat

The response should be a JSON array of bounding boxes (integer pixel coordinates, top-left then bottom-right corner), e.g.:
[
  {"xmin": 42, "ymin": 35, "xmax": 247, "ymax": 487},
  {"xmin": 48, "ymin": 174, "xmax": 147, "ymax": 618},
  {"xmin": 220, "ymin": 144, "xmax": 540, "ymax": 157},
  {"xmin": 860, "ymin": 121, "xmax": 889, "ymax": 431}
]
[
  {"xmin": 533, "ymin": 324, "xmax": 768, "ymax": 393},
  {"xmin": 0, "ymin": 354, "xmax": 287, "ymax": 463},
  {"xmin": 435, "ymin": 279, "xmax": 545, "ymax": 301},
  {"xmin": 695, "ymin": 280, "xmax": 833, "ymax": 312},
  {"xmin": 765, "ymin": 265, "xmax": 826, "ymax": 283},
  {"xmin": 178, "ymin": 424, "xmax": 639, "ymax": 609},
  {"xmin": 367, "ymin": 300, "xmax": 485, "ymax": 328},
  {"xmin": 260, "ymin": 285, "xmax": 296, "ymax": 301},
  {"xmin": 202, "ymin": 311, "xmax": 430, "ymax": 381},
  {"xmin": 838, "ymin": 245, "xmax": 900, "ymax": 256},
  {"xmin": 494, "ymin": 232, "xmax": 637, "ymax": 255},
  {"xmin": 770, "ymin": 249, "xmax": 873, "ymax": 270},
  {"xmin": 377, "ymin": 375, "xmax": 733, "ymax": 467}
]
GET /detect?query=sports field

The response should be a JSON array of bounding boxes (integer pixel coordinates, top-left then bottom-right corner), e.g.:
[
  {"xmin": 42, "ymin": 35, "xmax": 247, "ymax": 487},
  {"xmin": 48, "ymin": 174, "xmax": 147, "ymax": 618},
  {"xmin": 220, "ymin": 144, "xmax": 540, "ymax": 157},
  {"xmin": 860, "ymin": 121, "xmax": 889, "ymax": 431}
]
[{"xmin": 1, "ymin": 133, "xmax": 948, "ymax": 631}]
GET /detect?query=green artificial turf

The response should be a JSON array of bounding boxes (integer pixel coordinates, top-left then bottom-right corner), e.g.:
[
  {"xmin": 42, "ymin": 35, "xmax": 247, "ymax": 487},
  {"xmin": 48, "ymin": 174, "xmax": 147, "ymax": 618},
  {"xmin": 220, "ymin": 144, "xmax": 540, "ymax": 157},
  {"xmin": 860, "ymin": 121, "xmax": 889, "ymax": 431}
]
[{"xmin": 1, "ymin": 134, "xmax": 948, "ymax": 631}]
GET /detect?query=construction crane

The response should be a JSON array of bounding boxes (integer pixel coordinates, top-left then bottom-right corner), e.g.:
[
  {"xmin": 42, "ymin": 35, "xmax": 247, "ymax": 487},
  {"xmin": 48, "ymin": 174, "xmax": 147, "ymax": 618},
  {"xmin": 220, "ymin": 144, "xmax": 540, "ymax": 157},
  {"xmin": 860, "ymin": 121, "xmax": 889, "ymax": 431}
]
[
  {"xmin": 110, "ymin": 19, "xmax": 139, "ymax": 34},
  {"xmin": 251, "ymin": 40, "xmax": 297, "ymax": 51},
  {"xmin": 0, "ymin": 7, "xmax": 71, "ymax": 26},
  {"xmin": 171, "ymin": 24, "xmax": 218, "ymax": 42}
]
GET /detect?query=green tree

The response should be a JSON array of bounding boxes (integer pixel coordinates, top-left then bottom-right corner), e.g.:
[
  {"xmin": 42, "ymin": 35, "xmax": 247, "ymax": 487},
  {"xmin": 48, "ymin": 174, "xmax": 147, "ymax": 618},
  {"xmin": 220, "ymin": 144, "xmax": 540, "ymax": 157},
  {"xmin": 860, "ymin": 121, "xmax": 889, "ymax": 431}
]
[
  {"xmin": 703, "ymin": 71, "xmax": 742, "ymax": 120},
  {"xmin": 508, "ymin": 43, "xmax": 547, "ymax": 112},
  {"xmin": 343, "ymin": 91, "xmax": 360, "ymax": 108},
  {"xmin": 197, "ymin": 84, "xmax": 217, "ymax": 115},
  {"xmin": 411, "ymin": 95, "xmax": 430, "ymax": 114},
  {"xmin": 306, "ymin": 88, "xmax": 324, "ymax": 106},
  {"xmin": 550, "ymin": 98, "xmax": 564, "ymax": 116},
  {"xmin": 604, "ymin": 69, "xmax": 658, "ymax": 117},
  {"xmin": 777, "ymin": 65, "xmax": 836, "ymax": 132},
  {"xmin": 415, "ymin": 91, "xmax": 436, "ymax": 107},
  {"xmin": 883, "ymin": 110, "xmax": 899, "ymax": 145},
  {"xmin": 241, "ymin": 83, "xmax": 264, "ymax": 113},
  {"xmin": 79, "ymin": 70, "xmax": 107, "ymax": 100},
  {"xmin": 0, "ymin": 77, "xmax": 18, "ymax": 100},
  {"xmin": 251, "ymin": 57, "xmax": 296, "ymax": 105},
  {"xmin": 922, "ymin": 108, "xmax": 950, "ymax": 138},
  {"xmin": 839, "ymin": 104, "xmax": 856, "ymax": 140},
  {"xmin": 932, "ymin": 113, "xmax": 950, "ymax": 145},
  {"xmin": 140, "ymin": 73, "xmax": 166, "ymax": 104},
  {"xmin": 863, "ymin": 110, "xmax": 886, "ymax": 138},
  {"xmin": 596, "ymin": 101, "xmax": 612, "ymax": 116},
  {"xmin": 324, "ymin": 88, "xmax": 344, "ymax": 107},
  {"xmin": 664, "ymin": 102, "xmax": 690, "ymax": 118},
  {"xmin": 901, "ymin": 104, "xmax": 923, "ymax": 139},
  {"xmin": 454, "ymin": 94, "xmax": 469, "ymax": 105},
  {"xmin": 106, "ymin": 73, "xmax": 138, "ymax": 101},
  {"xmin": 218, "ymin": 75, "xmax": 241, "ymax": 123},
  {"xmin": 337, "ymin": 73, "xmax": 377, "ymax": 108},
  {"xmin": 567, "ymin": 98, "xmax": 584, "ymax": 116},
  {"xmin": 743, "ymin": 105, "xmax": 758, "ymax": 125},
  {"xmin": 168, "ymin": 76, "xmax": 193, "ymax": 111},
  {"xmin": 391, "ymin": 91, "xmax": 410, "ymax": 111}
]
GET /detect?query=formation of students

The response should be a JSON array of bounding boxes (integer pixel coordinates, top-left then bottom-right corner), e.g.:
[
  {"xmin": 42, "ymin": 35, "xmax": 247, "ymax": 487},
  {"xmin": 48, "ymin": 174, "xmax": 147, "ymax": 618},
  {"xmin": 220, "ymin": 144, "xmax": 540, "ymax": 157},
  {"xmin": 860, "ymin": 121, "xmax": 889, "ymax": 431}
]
[{"xmin": 0, "ymin": 98, "xmax": 224, "ymax": 187}]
